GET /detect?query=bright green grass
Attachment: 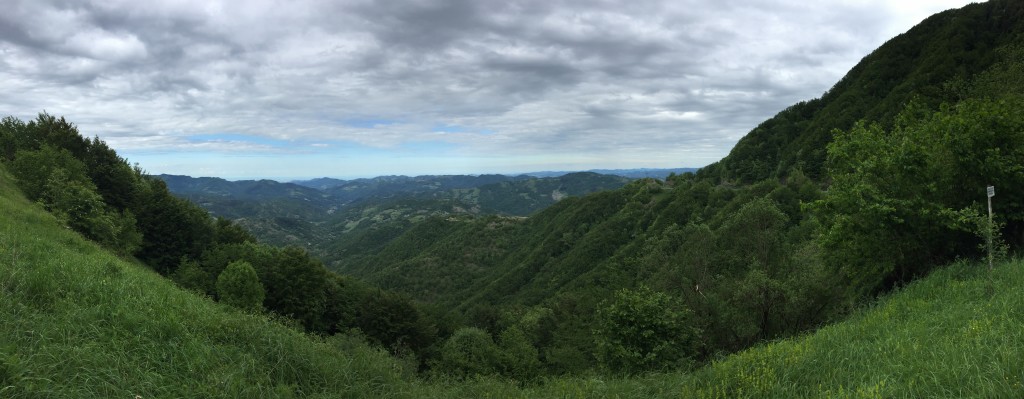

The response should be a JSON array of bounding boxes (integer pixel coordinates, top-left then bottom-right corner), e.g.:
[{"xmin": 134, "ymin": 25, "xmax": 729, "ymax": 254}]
[
  {"xmin": 0, "ymin": 166, "xmax": 421, "ymax": 398},
  {"xmin": 3, "ymin": 160, "xmax": 1023, "ymax": 398},
  {"xmin": 677, "ymin": 259, "xmax": 1024, "ymax": 398},
  {"xmin": 516, "ymin": 260, "xmax": 1024, "ymax": 398},
  {"xmin": 411, "ymin": 256, "xmax": 1024, "ymax": 398}
]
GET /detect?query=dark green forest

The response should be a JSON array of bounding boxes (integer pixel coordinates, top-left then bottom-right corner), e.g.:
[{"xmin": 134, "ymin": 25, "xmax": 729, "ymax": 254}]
[{"xmin": 3, "ymin": 0, "xmax": 1024, "ymax": 383}]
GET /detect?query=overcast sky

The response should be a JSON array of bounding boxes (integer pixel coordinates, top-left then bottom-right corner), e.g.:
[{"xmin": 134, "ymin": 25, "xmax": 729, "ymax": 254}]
[{"xmin": 0, "ymin": 0, "xmax": 981, "ymax": 180}]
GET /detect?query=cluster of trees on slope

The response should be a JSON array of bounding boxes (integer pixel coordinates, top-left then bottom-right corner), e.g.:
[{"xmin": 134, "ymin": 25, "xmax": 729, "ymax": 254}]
[
  {"xmin": 320, "ymin": 1, "xmax": 1024, "ymax": 379},
  {"xmin": 0, "ymin": 115, "xmax": 440, "ymax": 364}
]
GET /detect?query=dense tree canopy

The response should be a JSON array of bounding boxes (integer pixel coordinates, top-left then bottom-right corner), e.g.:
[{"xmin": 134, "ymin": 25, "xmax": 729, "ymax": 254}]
[{"xmin": 815, "ymin": 96, "xmax": 1024, "ymax": 296}]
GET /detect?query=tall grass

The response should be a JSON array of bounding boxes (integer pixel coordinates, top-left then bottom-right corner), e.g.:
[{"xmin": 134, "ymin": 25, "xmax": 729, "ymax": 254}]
[
  {"xmin": 517, "ymin": 260, "xmax": 1024, "ymax": 398},
  {"xmin": 676, "ymin": 260, "xmax": 1024, "ymax": 398},
  {"xmin": 0, "ymin": 166, "xmax": 418, "ymax": 398}
]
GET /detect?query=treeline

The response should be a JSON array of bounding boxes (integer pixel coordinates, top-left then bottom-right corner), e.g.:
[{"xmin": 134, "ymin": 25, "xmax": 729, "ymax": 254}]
[{"xmin": 0, "ymin": 115, "xmax": 439, "ymax": 363}]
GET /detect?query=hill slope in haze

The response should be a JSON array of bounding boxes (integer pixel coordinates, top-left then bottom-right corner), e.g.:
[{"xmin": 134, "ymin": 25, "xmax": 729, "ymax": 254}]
[{"xmin": 158, "ymin": 172, "xmax": 631, "ymax": 256}]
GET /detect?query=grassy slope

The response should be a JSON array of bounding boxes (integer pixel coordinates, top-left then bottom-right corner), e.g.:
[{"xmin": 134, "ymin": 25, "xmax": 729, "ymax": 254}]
[
  {"xmin": 689, "ymin": 260, "xmax": 1024, "ymax": 397},
  {"xmin": 3, "ymin": 158, "xmax": 1023, "ymax": 397},
  {"xmin": 524, "ymin": 260, "xmax": 1024, "ymax": 398},
  {"xmin": 0, "ymin": 165, "xmax": 419, "ymax": 398}
]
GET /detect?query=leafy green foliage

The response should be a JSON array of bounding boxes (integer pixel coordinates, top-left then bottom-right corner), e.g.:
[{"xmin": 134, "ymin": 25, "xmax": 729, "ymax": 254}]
[
  {"xmin": 815, "ymin": 96, "xmax": 1024, "ymax": 296},
  {"xmin": 437, "ymin": 327, "xmax": 502, "ymax": 378},
  {"xmin": 324, "ymin": 172, "xmax": 847, "ymax": 374},
  {"xmin": 0, "ymin": 167, "xmax": 421, "ymax": 397},
  {"xmin": 355, "ymin": 289, "xmax": 438, "ymax": 357},
  {"xmin": 0, "ymin": 113, "xmax": 441, "ymax": 367},
  {"xmin": 213, "ymin": 217, "xmax": 257, "ymax": 245},
  {"xmin": 0, "ymin": 116, "xmax": 26, "ymax": 161},
  {"xmin": 216, "ymin": 260, "xmax": 265, "ymax": 312},
  {"xmin": 173, "ymin": 258, "xmax": 213, "ymax": 295},
  {"xmin": 135, "ymin": 179, "xmax": 215, "ymax": 274},
  {"xmin": 9, "ymin": 145, "xmax": 89, "ymax": 201},
  {"xmin": 496, "ymin": 326, "xmax": 542, "ymax": 380},
  {"xmin": 6, "ymin": 153, "xmax": 1024, "ymax": 397},
  {"xmin": 593, "ymin": 286, "xmax": 697, "ymax": 374},
  {"xmin": 9, "ymin": 146, "xmax": 142, "ymax": 256},
  {"xmin": 41, "ymin": 170, "xmax": 142, "ymax": 256},
  {"xmin": 435, "ymin": 324, "xmax": 543, "ymax": 380}
]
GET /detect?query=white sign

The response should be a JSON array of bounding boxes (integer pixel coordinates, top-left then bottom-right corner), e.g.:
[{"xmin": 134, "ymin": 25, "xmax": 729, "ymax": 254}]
[{"xmin": 988, "ymin": 186, "xmax": 995, "ymax": 198}]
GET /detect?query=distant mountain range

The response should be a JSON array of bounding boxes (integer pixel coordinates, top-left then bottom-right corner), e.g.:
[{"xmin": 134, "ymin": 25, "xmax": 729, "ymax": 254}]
[
  {"xmin": 289, "ymin": 168, "xmax": 698, "ymax": 189},
  {"xmin": 521, "ymin": 168, "xmax": 699, "ymax": 179},
  {"xmin": 156, "ymin": 170, "xmax": 637, "ymax": 254}
]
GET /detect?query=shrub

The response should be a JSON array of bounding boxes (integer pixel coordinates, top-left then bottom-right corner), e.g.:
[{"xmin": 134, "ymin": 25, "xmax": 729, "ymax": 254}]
[
  {"xmin": 216, "ymin": 260, "xmax": 265, "ymax": 312},
  {"xmin": 593, "ymin": 285, "xmax": 698, "ymax": 374}
]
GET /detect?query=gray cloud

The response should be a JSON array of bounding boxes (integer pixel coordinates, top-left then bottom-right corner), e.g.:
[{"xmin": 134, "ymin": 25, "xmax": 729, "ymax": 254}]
[{"xmin": 0, "ymin": 0, "xmax": 981, "ymax": 178}]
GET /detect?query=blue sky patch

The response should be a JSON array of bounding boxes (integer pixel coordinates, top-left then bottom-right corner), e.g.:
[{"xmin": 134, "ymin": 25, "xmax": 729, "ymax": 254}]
[
  {"xmin": 341, "ymin": 118, "xmax": 399, "ymax": 128},
  {"xmin": 187, "ymin": 133, "xmax": 291, "ymax": 148},
  {"xmin": 432, "ymin": 124, "xmax": 466, "ymax": 133}
]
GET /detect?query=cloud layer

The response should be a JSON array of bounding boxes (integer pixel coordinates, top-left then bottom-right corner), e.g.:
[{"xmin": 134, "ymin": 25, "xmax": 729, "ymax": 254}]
[{"xmin": 0, "ymin": 0, "xmax": 978, "ymax": 179}]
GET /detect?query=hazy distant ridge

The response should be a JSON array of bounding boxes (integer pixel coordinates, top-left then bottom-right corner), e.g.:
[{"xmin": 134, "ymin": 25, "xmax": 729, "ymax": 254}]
[{"xmin": 523, "ymin": 168, "xmax": 698, "ymax": 179}]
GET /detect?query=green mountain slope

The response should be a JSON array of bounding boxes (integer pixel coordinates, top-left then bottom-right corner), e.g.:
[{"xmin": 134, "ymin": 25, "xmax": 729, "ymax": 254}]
[
  {"xmin": 0, "ymin": 165, "xmax": 419, "ymax": 397},
  {"xmin": 506, "ymin": 260, "xmax": 1024, "ymax": 398},
  {"xmin": 326, "ymin": 0, "xmax": 1024, "ymax": 376},
  {"xmin": 705, "ymin": 0, "xmax": 1024, "ymax": 183}
]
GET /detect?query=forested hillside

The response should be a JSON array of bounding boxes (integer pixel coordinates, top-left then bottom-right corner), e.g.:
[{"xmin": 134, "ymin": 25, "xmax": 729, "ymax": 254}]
[{"xmin": 321, "ymin": 0, "xmax": 1024, "ymax": 377}]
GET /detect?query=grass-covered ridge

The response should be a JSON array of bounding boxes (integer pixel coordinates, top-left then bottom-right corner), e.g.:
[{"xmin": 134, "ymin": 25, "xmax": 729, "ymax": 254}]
[{"xmin": 0, "ymin": 165, "xmax": 419, "ymax": 397}]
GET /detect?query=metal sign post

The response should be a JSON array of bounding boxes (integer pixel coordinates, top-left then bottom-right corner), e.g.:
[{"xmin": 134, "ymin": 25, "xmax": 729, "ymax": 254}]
[{"xmin": 987, "ymin": 185, "xmax": 995, "ymax": 271}]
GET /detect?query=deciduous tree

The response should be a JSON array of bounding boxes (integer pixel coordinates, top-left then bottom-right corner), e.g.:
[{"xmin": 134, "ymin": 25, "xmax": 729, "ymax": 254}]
[{"xmin": 216, "ymin": 260, "xmax": 265, "ymax": 312}]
